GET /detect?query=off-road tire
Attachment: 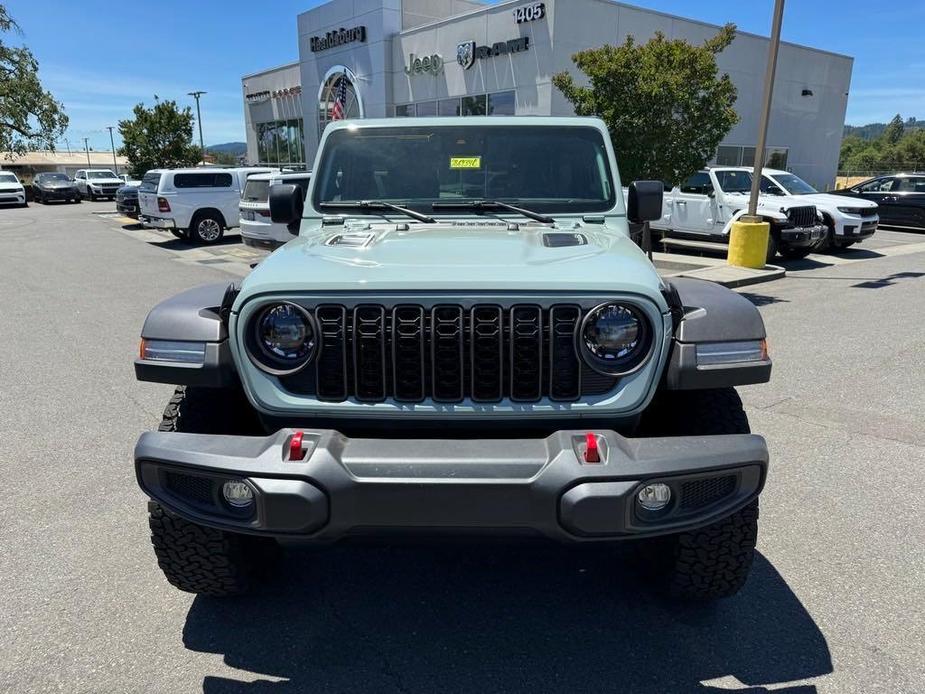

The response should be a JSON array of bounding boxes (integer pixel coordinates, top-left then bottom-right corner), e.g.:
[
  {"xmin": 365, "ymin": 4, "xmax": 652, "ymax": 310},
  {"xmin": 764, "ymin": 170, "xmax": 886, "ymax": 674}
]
[
  {"xmin": 147, "ymin": 386, "xmax": 273, "ymax": 596},
  {"xmin": 189, "ymin": 212, "xmax": 225, "ymax": 245},
  {"xmin": 778, "ymin": 245, "xmax": 813, "ymax": 260},
  {"xmin": 635, "ymin": 388, "xmax": 759, "ymax": 600}
]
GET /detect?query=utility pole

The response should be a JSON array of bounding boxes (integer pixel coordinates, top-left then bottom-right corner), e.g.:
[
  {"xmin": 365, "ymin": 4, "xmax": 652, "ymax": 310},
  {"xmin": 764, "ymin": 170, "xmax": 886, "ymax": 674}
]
[
  {"xmin": 727, "ymin": 0, "xmax": 785, "ymax": 268},
  {"xmin": 188, "ymin": 91, "xmax": 207, "ymax": 162},
  {"xmin": 106, "ymin": 126, "xmax": 119, "ymax": 174},
  {"xmin": 83, "ymin": 137, "xmax": 91, "ymax": 168},
  {"xmin": 746, "ymin": 0, "xmax": 785, "ymax": 217}
]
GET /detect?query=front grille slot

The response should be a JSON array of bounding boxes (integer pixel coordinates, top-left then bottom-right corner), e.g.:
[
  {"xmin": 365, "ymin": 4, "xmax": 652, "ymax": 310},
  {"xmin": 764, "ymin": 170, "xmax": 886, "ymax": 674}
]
[
  {"xmin": 786, "ymin": 206, "xmax": 816, "ymax": 228},
  {"xmin": 164, "ymin": 471, "xmax": 214, "ymax": 506},
  {"xmin": 284, "ymin": 302, "xmax": 620, "ymax": 403},
  {"xmin": 353, "ymin": 305, "xmax": 386, "ymax": 401},
  {"xmin": 549, "ymin": 306, "xmax": 582, "ymax": 400},
  {"xmin": 432, "ymin": 306, "xmax": 464, "ymax": 402}
]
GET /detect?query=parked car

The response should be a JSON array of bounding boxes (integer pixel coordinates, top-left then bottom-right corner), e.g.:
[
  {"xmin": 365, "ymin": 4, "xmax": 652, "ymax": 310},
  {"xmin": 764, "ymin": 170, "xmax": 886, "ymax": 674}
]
[
  {"xmin": 832, "ymin": 173, "xmax": 925, "ymax": 231},
  {"xmin": 0, "ymin": 171, "xmax": 27, "ymax": 207},
  {"xmin": 31, "ymin": 172, "xmax": 81, "ymax": 204},
  {"xmin": 116, "ymin": 182, "xmax": 141, "ymax": 218},
  {"xmin": 240, "ymin": 171, "xmax": 311, "ymax": 249},
  {"xmin": 652, "ymin": 167, "xmax": 826, "ymax": 261},
  {"xmin": 74, "ymin": 169, "xmax": 124, "ymax": 201},
  {"xmin": 133, "ymin": 117, "xmax": 773, "ymax": 601},
  {"xmin": 138, "ymin": 167, "xmax": 276, "ymax": 244}
]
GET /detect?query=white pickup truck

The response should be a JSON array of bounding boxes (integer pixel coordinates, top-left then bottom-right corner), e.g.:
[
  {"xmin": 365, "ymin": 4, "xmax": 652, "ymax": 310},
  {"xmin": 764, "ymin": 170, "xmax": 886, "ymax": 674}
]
[
  {"xmin": 138, "ymin": 167, "xmax": 276, "ymax": 244},
  {"xmin": 651, "ymin": 167, "xmax": 827, "ymax": 261}
]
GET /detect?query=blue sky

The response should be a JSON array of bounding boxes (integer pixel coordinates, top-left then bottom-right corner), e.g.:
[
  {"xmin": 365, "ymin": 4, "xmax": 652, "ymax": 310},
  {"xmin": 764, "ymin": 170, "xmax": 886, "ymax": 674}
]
[{"xmin": 5, "ymin": 0, "xmax": 923, "ymax": 151}]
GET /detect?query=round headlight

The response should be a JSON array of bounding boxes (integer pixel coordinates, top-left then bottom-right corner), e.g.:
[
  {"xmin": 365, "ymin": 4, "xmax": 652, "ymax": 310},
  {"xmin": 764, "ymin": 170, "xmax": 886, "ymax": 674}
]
[
  {"xmin": 247, "ymin": 302, "xmax": 318, "ymax": 375},
  {"xmin": 578, "ymin": 302, "xmax": 651, "ymax": 375}
]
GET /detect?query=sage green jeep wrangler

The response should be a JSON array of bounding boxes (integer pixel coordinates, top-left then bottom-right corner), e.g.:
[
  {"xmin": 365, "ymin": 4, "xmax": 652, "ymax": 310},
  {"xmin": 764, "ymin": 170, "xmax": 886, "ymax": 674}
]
[{"xmin": 134, "ymin": 117, "xmax": 771, "ymax": 600}]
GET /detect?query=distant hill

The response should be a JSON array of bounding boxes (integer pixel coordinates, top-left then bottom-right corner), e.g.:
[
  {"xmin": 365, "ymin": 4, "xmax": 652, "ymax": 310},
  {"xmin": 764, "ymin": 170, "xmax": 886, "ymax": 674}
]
[
  {"xmin": 844, "ymin": 118, "xmax": 923, "ymax": 140},
  {"xmin": 206, "ymin": 142, "xmax": 247, "ymax": 156}
]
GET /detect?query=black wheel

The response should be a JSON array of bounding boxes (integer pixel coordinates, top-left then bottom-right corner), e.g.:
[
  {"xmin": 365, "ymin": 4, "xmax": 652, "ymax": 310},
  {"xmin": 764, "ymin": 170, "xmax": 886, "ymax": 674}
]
[
  {"xmin": 779, "ymin": 245, "xmax": 813, "ymax": 260},
  {"xmin": 147, "ymin": 386, "xmax": 274, "ymax": 596},
  {"xmin": 635, "ymin": 388, "xmax": 759, "ymax": 600},
  {"xmin": 814, "ymin": 219, "xmax": 836, "ymax": 252},
  {"xmin": 189, "ymin": 212, "xmax": 224, "ymax": 244},
  {"xmin": 72, "ymin": 197, "xmax": 81, "ymax": 204},
  {"xmin": 86, "ymin": 190, "xmax": 95, "ymax": 201},
  {"xmin": 38, "ymin": 191, "xmax": 46, "ymax": 204}
]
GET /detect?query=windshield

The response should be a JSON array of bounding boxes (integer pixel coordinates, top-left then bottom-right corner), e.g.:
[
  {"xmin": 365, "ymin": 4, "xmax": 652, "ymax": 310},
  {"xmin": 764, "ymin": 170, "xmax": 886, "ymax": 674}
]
[
  {"xmin": 312, "ymin": 125, "xmax": 616, "ymax": 214},
  {"xmin": 0, "ymin": 172, "xmax": 18, "ymax": 183},
  {"xmin": 242, "ymin": 179, "xmax": 270, "ymax": 203},
  {"xmin": 40, "ymin": 173, "xmax": 70, "ymax": 182},
  {"xmin": 88, "ymin": 171, "xmax": 117, "ymax": 179},
  {"xmin": 770, "ymin": 172, "xmax": 817, "ymax": 195},
  {"xmin": 715, "ymin": 170, "xmax": 752, "ymax": 193},
  {"xmin": 139, "ymin": 172, "xmax": 161, "ymax": 193}
]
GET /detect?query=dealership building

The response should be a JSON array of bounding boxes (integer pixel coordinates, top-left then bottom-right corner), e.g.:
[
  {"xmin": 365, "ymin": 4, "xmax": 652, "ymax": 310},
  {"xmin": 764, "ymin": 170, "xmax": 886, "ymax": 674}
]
[{"xmin": 241, "ymin": 0, "xmax": 853, "ymax": 188}]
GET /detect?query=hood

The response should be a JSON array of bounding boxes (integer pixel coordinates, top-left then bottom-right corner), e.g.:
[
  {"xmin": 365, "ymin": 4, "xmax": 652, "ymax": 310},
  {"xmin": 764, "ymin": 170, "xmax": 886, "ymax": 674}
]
[
  {"xmin": 89, "ymin": 178, "xmax": 122, "ymax": 184},
  {"xmin": 0, "ymin": 183, "xmax": 22, "ymax": 190},
  {"xmin": 42, "ymin": 181, "xmax": 76, "ymax": 188},
  {"xmin": 239, "ymin": 219, "xmax": 665, "ymax": 299},
  {"xmin": 724, "ymin": 191, "xmax": 818, "ymax": 216},
  {"xmin": 797, "ymin": 192, "xmax": 877, "ymax": 209}
]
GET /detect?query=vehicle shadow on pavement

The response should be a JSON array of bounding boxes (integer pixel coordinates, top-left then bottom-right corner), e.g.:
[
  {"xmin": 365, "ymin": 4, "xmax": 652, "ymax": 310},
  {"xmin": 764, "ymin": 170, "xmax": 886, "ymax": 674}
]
[
  {"xmin": 183, "ymin": 546, "xmax": 831, "ymax": 693},
  {"xmin": 148, "ymin": 235, "xmax": 243, "ymax": 251}
]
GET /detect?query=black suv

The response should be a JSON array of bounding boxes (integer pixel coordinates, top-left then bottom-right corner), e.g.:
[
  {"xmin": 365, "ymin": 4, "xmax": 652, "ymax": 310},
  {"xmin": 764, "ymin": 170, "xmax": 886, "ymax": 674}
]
[
  {"xmin": 31, "ymin": 172, "xmax": 81, "ymax": 204},
  {"xmin": 834, "ymin": 173, "xmax": 925, "ymax": 231}
]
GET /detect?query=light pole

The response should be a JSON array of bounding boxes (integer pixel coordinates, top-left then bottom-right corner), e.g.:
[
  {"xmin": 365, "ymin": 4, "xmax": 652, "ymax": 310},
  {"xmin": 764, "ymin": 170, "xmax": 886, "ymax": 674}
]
[
  {"xmin": 727, "ymin": 0, "xmax": 785, "ymax": 268},
  {"xmin": 83, "ymin": 137, "xmax": 91, "ymax": 168},
  {"xmin": 188, "ymin": 91, "xmax": 207, "ymax": 162},
  {"xmin": 746, "ymin": 0, "xmax": 786, "ymax": 217},
  {"xmin": 106, "ymin": 126, "xmax": 119, "ymax": 175}
]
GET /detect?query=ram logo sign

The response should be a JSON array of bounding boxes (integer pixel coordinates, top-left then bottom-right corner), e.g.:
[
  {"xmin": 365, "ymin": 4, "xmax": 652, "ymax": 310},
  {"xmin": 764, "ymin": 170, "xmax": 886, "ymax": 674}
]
[{"xmin": 456, "ymin": 41, "xmax": 476, "ymax": 70}]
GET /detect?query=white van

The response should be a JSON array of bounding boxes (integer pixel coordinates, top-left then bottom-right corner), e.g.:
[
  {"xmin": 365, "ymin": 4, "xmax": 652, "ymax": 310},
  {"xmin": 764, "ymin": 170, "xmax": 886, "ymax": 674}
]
[
  {"xmin": 240, "ymin": 171, "xmax": 311, "ymax": 249},
  {"xmin": 138, "ymin": 167, "xmax": 276, "ymax": 244}
]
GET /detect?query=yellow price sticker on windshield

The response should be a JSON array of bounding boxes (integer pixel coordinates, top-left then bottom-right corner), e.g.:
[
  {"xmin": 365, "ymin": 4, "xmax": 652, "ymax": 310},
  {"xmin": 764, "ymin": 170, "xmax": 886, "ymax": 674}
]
[{"xmin": 450, "ymin": 156, "xmax": 481, "ymax": 169}]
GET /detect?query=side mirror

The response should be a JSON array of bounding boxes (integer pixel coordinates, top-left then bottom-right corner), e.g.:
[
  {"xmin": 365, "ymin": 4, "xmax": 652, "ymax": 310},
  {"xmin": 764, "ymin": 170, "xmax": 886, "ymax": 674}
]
[
  {"xmin": 705, "ymin": 185, "xmax": 715, "ymax": 198},
  {"xmin": 269, "ymin": 184, "xmax": 304, "ymax": 226},
  {"xmin": 627, "ymin": 180, "xmax": 664, "ymax": 223}
]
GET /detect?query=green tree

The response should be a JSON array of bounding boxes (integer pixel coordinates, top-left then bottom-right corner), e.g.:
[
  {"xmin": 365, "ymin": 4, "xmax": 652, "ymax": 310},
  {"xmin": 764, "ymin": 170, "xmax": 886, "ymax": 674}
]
[
  {"xmin": 209, "ymin": 150, "xmax": 239, "ymax": 166},
  {"xmin": 0, "ymin": 6, "xmax": 68, "ymax": 157},
  {"xmin": 552, "ymin": 25, "xmax": 739, "ymax": 184},
  {"xmin": 118, "ymin": 100, "xmax": 202, "ymax": 177},
  {"xmin": 882, "ymin": 114, "xmax": 904, "ymax": 145}
]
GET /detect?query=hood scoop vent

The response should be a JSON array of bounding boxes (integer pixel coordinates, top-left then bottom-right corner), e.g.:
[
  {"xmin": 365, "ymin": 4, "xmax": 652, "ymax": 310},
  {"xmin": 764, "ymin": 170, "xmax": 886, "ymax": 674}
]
[
  {"xmin": 543, "ymin": 232, "xmax": 588, "ymax": 248},
  {"xmin": 325, "ymin": 233, "xmax": 375, "ymax": 248}
]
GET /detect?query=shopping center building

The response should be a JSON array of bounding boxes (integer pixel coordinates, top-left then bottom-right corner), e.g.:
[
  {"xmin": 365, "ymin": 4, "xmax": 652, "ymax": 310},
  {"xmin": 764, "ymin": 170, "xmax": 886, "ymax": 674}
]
[{"xmin": 241, "ymin": 0, "xmax": 853, "ymax": 188}]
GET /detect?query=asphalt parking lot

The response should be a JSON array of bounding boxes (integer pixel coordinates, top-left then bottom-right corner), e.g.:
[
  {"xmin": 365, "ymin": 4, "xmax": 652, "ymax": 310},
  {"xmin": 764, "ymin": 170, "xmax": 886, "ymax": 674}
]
[{"xmin": 2, "ymin": 200, "xmax": 924, "ymax": 693}]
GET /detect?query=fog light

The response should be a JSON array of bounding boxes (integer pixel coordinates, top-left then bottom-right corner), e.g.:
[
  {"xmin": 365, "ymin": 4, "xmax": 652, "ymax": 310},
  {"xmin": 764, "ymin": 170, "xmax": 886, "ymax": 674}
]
[
  {"xmin": 637, "ymin": 483, "xmax": 671, "ymax": 511},
  {"xmin": 222, "ymin": 480, "xmax": 254, "ymax": 508}
]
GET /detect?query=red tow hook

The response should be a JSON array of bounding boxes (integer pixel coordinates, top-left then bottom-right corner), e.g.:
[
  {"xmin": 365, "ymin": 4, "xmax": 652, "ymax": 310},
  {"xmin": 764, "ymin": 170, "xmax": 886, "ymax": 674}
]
[
  {"xmin": 288, "ymin": 431, "xmax": 306, "ymax": 461},
  {"xmin": 584, "ymin": 432, "xmax": 601, "ymax": 463}
]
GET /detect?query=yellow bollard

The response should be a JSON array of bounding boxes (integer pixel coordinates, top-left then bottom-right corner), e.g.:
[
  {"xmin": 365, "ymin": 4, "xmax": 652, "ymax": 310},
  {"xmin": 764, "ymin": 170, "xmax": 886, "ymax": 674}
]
[{"xmin": 727, "ymin": 217, "xmax": 770, "ymax": 268}]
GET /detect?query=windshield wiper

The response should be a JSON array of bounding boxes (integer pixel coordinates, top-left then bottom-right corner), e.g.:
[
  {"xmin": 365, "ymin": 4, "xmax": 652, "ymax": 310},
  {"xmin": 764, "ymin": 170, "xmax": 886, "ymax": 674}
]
[
  {"xmin": 432, "ymin": 200, "xmax": 555, "ymax": 224},
  {"xmin": 319, "ymin": 200, "xmax": 435, "ymax": 224}
]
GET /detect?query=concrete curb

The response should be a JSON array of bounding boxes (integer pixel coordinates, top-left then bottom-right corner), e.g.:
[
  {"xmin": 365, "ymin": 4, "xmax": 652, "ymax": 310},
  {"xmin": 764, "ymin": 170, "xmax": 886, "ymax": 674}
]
[{"xmin": 667, "ymin": 263, "xmax": 786, "ymax": 288}]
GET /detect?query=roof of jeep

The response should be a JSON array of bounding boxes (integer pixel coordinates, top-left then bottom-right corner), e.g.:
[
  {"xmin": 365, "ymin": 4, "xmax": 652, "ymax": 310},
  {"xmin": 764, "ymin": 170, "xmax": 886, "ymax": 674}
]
[
  {"xmin": 706, "ymin": 166, "xmax": 789, "ymax": 176},
  {"xmin": 323, "ymin": 116, "xmax": 608, "ymax": 131}
]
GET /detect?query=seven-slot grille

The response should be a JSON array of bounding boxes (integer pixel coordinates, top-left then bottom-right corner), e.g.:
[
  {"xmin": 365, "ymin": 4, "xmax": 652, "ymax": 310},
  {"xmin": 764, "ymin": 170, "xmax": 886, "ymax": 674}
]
[
  {"xmin": 786, "ymin": 206, "xmax": 817, "ymax": 228},
  {"xmin": 280, "ymin": 303, "xmax": 621, "ymax": 403}
]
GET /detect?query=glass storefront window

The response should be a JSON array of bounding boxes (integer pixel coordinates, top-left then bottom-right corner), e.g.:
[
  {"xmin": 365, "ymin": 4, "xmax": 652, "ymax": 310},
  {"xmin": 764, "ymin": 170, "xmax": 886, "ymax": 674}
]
[
  {"xmin": 488, "ymin": 91, "xmax": 515, "ymax": 115},
  {"xmin": 438, "ymin": 98, "xmax": 460, "ymax": 116},
  {"xmin": 395, "ymin": 104, "xmax": 414, "ymax": 117},
  {"xmin": 416, "ymin": 101, "xmax": 437, "ymax": 117},
  {"xmin": 253, "ymin": 118, "xmax": 306, "ymax": 168},
  {"xmin": 461, "ymin": 94, "xmax": 487, "ymax": 116},
  {"xmin": 715, "ymin": 145, "xmax": 740, "ymax": 166}
]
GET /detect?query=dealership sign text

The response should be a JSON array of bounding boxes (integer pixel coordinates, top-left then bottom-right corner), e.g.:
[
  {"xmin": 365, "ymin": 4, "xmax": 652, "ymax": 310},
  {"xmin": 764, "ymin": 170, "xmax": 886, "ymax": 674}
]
[{"xmin": 310, "ymin": 26, "xmax": 366, "ymax": 52}]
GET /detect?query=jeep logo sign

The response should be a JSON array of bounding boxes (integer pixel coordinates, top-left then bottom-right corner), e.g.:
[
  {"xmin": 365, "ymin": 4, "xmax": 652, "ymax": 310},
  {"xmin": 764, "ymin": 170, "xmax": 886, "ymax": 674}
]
[
  {"xmin": 456, "ymin": 37, "xmax": 530, "ymax": 70},
  {"xmin": 404, "ymin": 53, "xmax": 444, "ymax": 76}
]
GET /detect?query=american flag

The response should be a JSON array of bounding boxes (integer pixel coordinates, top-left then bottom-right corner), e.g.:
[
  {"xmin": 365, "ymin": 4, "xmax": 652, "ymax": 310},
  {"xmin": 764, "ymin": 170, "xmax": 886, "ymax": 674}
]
[{"xmin": 331, "ymin": 77, "xmax": 347, "ymax": 121}]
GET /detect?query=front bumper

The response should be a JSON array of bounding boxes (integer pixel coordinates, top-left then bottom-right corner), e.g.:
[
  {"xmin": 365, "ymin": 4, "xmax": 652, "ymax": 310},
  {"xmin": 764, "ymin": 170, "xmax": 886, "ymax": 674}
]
[
  {"xmin": 135, "ymin": 428, "xmax": 768, "ymax": 542},
  {"xmin": 42, "ymin": 188, "xmax": 79, "ymax": 200},
  {"xmin": 140, "ymin": 215, "xmax": 176, "ymax": 229},
  {"xmin": 117, "ymin": 200, "xmax": 139, "ymax": 217},
  {"xmin": 779, "ymin": 223, "xmax": 826, "ymax": 247},
  {"xmin": 0, "ymin": 192, "xmax": 25, "ymax": 205}
]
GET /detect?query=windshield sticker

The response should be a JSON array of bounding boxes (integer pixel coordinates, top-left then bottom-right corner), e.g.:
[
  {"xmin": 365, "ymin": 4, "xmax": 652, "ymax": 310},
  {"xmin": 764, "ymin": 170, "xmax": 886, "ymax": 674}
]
[{"xmin": 450, "ymin": 156, "xmax": 481, "ymax": 169}]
